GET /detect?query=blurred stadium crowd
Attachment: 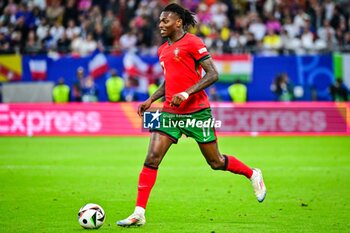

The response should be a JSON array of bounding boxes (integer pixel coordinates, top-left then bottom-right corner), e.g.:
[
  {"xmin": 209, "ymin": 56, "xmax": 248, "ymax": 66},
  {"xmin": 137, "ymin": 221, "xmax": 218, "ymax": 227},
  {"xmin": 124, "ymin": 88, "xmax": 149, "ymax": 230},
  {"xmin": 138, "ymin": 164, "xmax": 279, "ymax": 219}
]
[{"xmin": 0, "ymin": 0, "xmax": 349, "ymax": 56}]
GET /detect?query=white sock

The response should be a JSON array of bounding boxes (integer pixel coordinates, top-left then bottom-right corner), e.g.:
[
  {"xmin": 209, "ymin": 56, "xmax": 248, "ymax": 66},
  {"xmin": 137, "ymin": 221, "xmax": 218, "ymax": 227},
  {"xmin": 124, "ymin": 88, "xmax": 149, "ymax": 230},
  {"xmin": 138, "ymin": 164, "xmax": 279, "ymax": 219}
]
[{"xmin": 134, "ymin": 206, "xmax": 145, "ymax": 216}]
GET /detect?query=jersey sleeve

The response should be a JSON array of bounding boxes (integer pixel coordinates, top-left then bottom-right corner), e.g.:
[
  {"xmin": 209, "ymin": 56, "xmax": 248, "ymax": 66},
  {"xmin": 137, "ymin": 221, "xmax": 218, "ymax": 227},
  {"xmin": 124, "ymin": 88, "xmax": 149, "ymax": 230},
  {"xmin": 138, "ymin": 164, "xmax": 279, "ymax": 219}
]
[{"xmin": 188, "ymin": 36, "xmax": 210, "ymax": 62}]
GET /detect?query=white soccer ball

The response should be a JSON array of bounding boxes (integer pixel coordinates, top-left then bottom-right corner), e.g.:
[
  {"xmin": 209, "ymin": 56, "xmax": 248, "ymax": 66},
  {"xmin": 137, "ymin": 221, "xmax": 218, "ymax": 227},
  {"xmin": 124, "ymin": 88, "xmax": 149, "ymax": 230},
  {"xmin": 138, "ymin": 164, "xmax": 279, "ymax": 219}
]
[{"xmin": 78, "ymin": 203, "xmax": 105, "ymax": 229}]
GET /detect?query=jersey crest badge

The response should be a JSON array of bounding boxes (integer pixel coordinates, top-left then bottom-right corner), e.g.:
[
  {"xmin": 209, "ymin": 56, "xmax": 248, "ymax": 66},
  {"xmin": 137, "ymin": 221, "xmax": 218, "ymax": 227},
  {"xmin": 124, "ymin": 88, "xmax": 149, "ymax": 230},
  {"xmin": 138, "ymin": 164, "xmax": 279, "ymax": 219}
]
[{"xmin": 173, "ymin": 47, "xmax": 181, "ymax": 62}]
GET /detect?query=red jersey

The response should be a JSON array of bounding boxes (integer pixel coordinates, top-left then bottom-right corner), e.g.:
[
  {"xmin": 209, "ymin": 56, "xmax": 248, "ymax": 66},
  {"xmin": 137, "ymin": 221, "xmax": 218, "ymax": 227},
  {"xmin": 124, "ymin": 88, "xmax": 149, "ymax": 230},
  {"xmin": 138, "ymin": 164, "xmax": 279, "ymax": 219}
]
[{"xmin": 158, "ymin": 33, "xmax": 211, "ymax": 114}]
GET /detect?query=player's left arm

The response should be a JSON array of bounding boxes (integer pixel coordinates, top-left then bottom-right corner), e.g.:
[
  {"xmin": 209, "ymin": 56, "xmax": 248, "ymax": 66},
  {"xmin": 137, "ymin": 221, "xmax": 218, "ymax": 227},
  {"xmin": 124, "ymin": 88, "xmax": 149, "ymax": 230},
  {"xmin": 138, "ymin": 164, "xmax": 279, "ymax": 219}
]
[
  {"xmin": 170, "ymin": 57, "xmax": 218, "ymax": 107},
  {"xmin": 185, "ymin": 57, "xmax": 219, "ymax": 95}
]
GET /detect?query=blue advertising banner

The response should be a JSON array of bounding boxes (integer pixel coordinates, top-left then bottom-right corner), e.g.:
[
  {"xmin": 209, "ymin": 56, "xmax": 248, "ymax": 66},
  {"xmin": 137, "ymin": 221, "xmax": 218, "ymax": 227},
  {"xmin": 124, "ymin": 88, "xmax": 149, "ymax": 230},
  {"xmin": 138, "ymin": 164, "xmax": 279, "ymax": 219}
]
[
  {"xmin": 21, "ymin": 53, "xmax": 160, "ymax": 102},
  {"xmin": 250, "ymin": 55, "xmax": 334, "ymax": 101}
]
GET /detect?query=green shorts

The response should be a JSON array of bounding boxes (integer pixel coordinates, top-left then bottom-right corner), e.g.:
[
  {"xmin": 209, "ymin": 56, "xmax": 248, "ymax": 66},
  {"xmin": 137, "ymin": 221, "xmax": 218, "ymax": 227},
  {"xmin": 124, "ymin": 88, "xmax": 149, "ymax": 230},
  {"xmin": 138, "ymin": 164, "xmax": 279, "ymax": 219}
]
[{"xmin": 150, "ymin": 108, "xmax": 217, "ymax": 144}]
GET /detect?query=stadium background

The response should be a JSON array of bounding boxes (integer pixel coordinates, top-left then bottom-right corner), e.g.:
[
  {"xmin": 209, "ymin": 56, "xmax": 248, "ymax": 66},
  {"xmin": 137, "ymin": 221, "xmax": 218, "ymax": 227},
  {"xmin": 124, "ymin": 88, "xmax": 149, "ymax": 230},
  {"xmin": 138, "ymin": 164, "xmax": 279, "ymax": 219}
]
[{"xmin": 0, "ymin": 0, "xmax": 350, "ymax": 232}]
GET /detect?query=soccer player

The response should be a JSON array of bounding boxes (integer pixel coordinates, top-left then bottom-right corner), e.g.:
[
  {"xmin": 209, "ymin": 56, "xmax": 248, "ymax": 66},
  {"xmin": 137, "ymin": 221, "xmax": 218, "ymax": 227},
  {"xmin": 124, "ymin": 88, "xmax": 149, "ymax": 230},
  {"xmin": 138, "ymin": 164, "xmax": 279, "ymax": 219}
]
[{"xmin": 117, "ymin": 3, "xmax": 266, "ymax": 227}]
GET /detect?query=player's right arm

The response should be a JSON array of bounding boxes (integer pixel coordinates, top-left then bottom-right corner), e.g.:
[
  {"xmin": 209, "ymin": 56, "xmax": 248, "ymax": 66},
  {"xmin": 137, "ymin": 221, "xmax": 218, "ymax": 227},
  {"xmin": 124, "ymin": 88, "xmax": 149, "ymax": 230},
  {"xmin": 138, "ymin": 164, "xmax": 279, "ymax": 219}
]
[{"xmin": 137, "ymin": 81, "xmax": 165, "ymax": 117}]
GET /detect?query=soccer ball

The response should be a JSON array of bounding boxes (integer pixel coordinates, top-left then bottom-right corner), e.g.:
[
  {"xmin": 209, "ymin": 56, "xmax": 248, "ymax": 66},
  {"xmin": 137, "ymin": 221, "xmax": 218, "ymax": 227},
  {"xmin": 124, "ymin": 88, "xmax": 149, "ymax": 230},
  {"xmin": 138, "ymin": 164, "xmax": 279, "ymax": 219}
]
[{"xmin": 78, "ymin": 203, "xmax": 105, "ymax": 229}]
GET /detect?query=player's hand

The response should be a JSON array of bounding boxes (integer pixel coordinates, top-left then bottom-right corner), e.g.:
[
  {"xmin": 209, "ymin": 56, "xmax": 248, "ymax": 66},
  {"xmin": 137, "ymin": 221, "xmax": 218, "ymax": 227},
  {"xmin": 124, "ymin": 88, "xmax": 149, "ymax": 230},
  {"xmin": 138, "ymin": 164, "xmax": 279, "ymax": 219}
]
[
  {"xmin": 138, "ymin": 99, "xmax": 152, "ymax": 117},
  {"xmin": 170, "ymin": 92, "xmax": 189, "ymax": 107}
]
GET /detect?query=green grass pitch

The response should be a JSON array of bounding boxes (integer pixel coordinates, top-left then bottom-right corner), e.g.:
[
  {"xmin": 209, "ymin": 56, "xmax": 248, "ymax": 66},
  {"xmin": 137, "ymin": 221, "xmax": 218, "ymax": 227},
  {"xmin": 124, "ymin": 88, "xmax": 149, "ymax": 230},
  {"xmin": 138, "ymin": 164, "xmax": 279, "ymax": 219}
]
[{"xmin": 1, "ymin": 136, "xmax": 349, "ymax": 233}]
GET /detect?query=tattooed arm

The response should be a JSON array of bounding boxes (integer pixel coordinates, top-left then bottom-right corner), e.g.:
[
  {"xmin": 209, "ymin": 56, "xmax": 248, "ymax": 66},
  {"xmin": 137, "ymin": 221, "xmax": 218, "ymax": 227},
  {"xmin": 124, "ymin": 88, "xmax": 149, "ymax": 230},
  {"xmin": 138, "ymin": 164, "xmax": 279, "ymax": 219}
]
[{"xmin": 170, "ymin": 58, "xmax": 218, "ymax": 107}]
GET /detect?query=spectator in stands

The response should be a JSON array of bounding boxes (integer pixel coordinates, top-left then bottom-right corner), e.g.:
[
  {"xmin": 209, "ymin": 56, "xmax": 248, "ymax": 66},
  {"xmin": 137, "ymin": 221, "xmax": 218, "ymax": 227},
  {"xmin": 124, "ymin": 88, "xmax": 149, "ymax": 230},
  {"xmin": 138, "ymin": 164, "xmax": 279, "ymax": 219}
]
[
  {"xmin": 283, "ymin": 16, "xmax": 299, "ymax": 39},
  {"xmin": 93, "ymin": 21, "xmax": 105, "ymax": 47},
  {"xmin": 245, "ymin": 31, "xmax": 258, "ymax": 53},
  {"xmin": 41, "ymin": 27, "xmax": 55, "ymax": 51},
  {"xmin": 78, "ymin": 0, "xmax": 92, "ymax": 13},
  {"xmin": 106, "ymin": 69, "xmax": 124, "ymax": 102},
  {"xmin": 57, "ymin": 31, "xmax": 71, "ymax": 53},
  {"xmin": 262, "ymin": 28, "xmax": 283, "ymax": 54},
  {"xmin": 293, "ymin": 8, "xmax": 310, "ymax": 34},
  {"xmin": 10, "ymin": 29, "xmax": 23, "ymax": 53},
  {"xmin": 52, "ymin": 77, "xmax": 70, "ymax": 103},
  {"xmin": 208, "ymin": 86, "xmax": 221, "ymax": 102},
  {"xmin": 224, "ymin": 30, "xmax": 240, "ymax": 53},
  {"xmin": 210, "ymin": 0, "xmax": 229, "ymax": 30},
  {"xmin": 102, "ymin": 9, "xmax": 117, "ymax": 47},
  {"xmin": 78, "ymin": 14, "xmax": 93, "ymax": 39},
  {"xmin": 46, "ymin": 0, "xmax": 64, "ymax": 24},
  {"xmin": 25, "ymin": 29, "xmax": 41, "ymax": 53},
  {"xmin": 196, "ymin": 2, "xmax": 211, "ymax": 25},
  {"xmin": 0, "ymin": 6, "xmax": 16, "ymax": 27},
  {"xmin": 117, "ymin": 0, "xmax": 138, "ymax": 32},
  {"xmin": 72, "ymin": 66, "xmax": 85, "ymax": 102},
  {"xmin": 329, "ymin": 79, "xmax": 349, "ymax": 102},
  {"xmin": 89, "ymin": 5, "xmax": 103, "ymax": 29},
  {"xmin": 135, "ymin": 1, "xmax": 152, "ymax": 18},
  {"xmin": 36, "ymin": 17, "xmax": 50, "ymax": 42},
  {"xmin": 344, "ymin": 32, "xmax": 350, "ymax": 51},
  {"xmin": 30, "ymin": 6, "xmax": 42, "ymax": 28},
  {"xmin": 106, "ymin": 0, "xmax": 119, "ymax": 15},
  {"xmin": 280, "ymin": 29, "xmax": 297, "ymax": 54},
  {"xmin": 220, "ymin": 22, "xmax": 231, "ymax": 53},
  {"xmin": 63, "ymin": 0, "xmax": 78, "ymax": 27},
  {"xmin": 300, "ymin": 24, "xmax": 316, "ymax": 52},
  {"xmin": 49, "ymin": 18, "xmax": 65, "ymax": 44},
  {"xmin": 65, "ymin": 19, "xmax": 81, "ymax": 40},
  {"xmin": 5, "ymin": 0, "xmax": 17, "ymax": 16},
  {"xmin": 138, "ymin": 16, "xmax": 154, "ymax": 52},
  {"xmin": 228, "ymin": 79, "xmax": 247, "ymax": 103},
  {"xmin": 0, "ymin": 31, "xmax": 10, "ymax": 53},
  {"xmin": 266, "ymin": 13, "xmax": 282, "ymax": 34},
  {"xmin": 32, "ymin": 0, "xmax": 46, "ymax": 11},
  {"xmin": 324, "ymin": 0, "xmax": 335, "ymax": 21},
  {"xmin": 109, "ymin": 19, "xmax": 123, "ymax": 52},
  {"xmin": 317, "ymin": 20, "xmax": 336, "ymax": 48},
  {"xmin": 271, "ymin": 73, "xmax": 294, "ymax": 101},
  {"xmin": 248, "ymin": 16, "xmax": 266, "ymax": 42},
  {"xmin": 82, "ymin": 75, "xmax": 99, "ymax": 102},
  {"xmin": 122, "ymin": 76, "xmax": 139, "ymax": 102},
  {"xmin": 15, "ymin": 3, "xmax": 36, "ymax": 29},
  {"xmin": 71, "ymin": 32, "xmax": 97, "ymax": 56},
  {"xmin": 119, "ymin": 29, "xmax": 137, "ymax": 51},
  {"xmin": 335, "ymin": 18, "xmax": 348, "ymax": 47}
]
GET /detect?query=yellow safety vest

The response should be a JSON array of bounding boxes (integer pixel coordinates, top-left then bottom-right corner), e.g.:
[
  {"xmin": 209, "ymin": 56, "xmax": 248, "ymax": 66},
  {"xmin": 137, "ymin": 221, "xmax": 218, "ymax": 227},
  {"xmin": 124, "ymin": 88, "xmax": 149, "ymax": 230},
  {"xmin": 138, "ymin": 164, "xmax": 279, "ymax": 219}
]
[
  {"xmin": 106, "ymin": 77, "xmax": 124, "ymax": 102},
  {"xmin": 53, "ymin": 84, "xmax": 70, "ymax": 103},
  {"xmin": 228, "ymin": 83, "xmax": 247, "ymax": 103}
]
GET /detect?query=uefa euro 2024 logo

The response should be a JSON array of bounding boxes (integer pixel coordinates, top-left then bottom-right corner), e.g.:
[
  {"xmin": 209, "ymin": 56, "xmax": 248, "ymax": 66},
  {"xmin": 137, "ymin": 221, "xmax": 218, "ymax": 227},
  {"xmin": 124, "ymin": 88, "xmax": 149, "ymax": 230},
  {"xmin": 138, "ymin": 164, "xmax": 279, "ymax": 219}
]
[{"xmin": 143, "ymin": 110, "xmax": 162, "ymax": 129}]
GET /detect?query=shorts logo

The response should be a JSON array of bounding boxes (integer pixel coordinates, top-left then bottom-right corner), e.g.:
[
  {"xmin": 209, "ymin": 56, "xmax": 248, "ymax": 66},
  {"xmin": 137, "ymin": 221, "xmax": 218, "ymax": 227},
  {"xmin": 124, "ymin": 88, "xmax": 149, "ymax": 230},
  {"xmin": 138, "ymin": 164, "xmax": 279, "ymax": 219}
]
[{"xmin": 143, "ymin": 110, "xmax": 162, "ymax": 129}]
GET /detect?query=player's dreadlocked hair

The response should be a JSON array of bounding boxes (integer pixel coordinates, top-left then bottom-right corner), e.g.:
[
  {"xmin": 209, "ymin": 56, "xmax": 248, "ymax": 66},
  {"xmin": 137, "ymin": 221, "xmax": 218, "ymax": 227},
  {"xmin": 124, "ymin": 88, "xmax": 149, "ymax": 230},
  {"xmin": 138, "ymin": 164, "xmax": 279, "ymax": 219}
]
[{"xmin": 163, "ymin": 3, "xmax": 197, "ymax": 30}]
